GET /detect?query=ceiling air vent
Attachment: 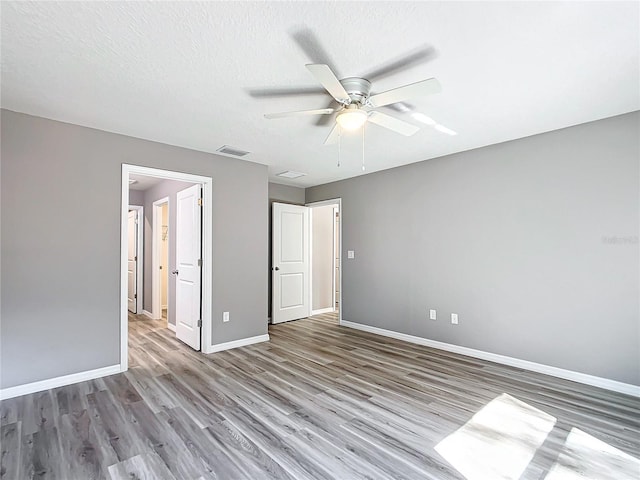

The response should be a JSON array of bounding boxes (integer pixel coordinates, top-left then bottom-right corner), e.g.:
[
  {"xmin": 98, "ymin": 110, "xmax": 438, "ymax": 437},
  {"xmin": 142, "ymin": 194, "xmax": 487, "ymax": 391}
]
[
  {"xmin": 217, "ymin": 145, "xmax": 250, "ymax": 157},
  {"xmin": 276, "ymin": 171, "xmax": 306, "ymax": 179}
]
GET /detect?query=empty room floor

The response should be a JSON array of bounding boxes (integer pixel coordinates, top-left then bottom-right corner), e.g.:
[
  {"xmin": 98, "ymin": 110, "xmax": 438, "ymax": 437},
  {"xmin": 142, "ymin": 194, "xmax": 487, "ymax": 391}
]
[{"xmin": 1, "ymin": 314, "xmax": 638, "ymax": 479}]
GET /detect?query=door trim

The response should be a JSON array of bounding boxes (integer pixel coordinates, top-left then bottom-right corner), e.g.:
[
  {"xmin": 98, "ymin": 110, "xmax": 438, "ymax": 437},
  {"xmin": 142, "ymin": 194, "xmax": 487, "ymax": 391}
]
[
  {"xmin": 121, "ymin": 164, "xmax": 214, "ymax": 372},
  {"xmin": 152, "ymin": 197, "xmax": 169, "ymax": 321},
  {"xmin": 306, "ymin": 198, "xmax": 342, "ymax": 325},
  {"xmin": 129, "ymin": 205, "xmax": 144, "ymax": 315}
]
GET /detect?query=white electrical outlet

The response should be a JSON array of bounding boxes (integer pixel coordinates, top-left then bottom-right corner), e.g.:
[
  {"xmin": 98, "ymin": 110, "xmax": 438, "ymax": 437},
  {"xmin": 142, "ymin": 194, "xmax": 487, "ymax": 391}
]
[
  {"xmin": 223, "ymin": 311, "xmax": 230, "ymax": 322},
  {"xmin": 429, "ymin": 309, "xmax": 437, "ymax": 320},
  {"xmin": 347, "ymin": 250, "xmax": 355, "ymax": 259},
  {"xmin": 451, "ymin": 313, "xmax": 458, "ymax": 325}
]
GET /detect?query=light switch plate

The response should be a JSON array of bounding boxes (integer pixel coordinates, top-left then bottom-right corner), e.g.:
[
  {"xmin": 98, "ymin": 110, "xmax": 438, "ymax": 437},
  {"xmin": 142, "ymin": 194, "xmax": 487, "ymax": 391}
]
[
  {"xmin": 451, "ymin": 313, "xmax": 458, "ymax": 325},
  {"xmin": 347, "ymin": 250, "xmax": 355, "ymax": 259},
  {"xmin": 223, "ymin": 311, "xmax": 230, "ymax": 322},
  {"xmin": 429, "ymin": 309, "xmax": 437, "ymax": 320}
]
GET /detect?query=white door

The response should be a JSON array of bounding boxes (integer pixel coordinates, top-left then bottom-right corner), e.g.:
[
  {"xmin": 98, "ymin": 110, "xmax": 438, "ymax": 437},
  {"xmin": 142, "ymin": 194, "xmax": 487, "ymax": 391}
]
[
  {"xmin": 272, "ymin": 202, "xmax": 310, "ymax": 324},
  {"xmin": 127, "ymin": 210, "xmax": 138, "ymax": 313},
  {"xmin": 175, "ymin": 184, "xmax": 202, "ymax": 350}
]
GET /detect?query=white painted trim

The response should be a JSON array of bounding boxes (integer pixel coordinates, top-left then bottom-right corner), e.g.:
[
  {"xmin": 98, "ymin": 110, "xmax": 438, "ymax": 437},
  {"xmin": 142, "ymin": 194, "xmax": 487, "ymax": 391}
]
[
  {"xmin": 152, "ymin": 197, "xmax": 170, "ymax": 321},
  {"xmin": 128, "ymin": 205, "xmax": 144, "ymax": 314},
  {"xmin": 167, "ymin": 323, "xmax": 176, "ymax": 332},
  {"xmin": 308, "ymin": 207, "xmax": 313, "ymax": 318},
  {"xmin": 201, "ymin": 179, "xmax": 214, "ymax": 354},
  {"xmin": 332, "ymin": 206, "xmax": 338, "ymax": 313},
  {"xmin": 205, "ymin": 334, "xmax": 270, "ymax": 354},
  {"xmin": 0, "ymin": 364, "xmax": 120, "ymax": 400},
  {"xmin": 306, "ymin": 198, "xmax": 342, "ymax": 325},
  {"xmin": 142, "ymin": 309, "xmax": 154, "ymax": 319},
  {"xmin": 340, "ymin": 320, "xmax": 640, "ymax": 397},
  {"xmin": 312, "ymin": 307, "xmax": 335, "ymax": 316},
  {"xmin": 121, "ymin": 164, "xmax": 214, "ymax": 372}
]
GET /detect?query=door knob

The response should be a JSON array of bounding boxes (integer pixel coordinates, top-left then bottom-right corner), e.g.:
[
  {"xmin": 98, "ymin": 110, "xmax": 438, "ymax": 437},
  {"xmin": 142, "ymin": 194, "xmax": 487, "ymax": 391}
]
[
  {"xmin": 171, "ymin": 270, "xmax": 179, "ymax": 275},
  {"xmin": 274, "ymin": 266, "xmax": 280, "ymax": 271}
]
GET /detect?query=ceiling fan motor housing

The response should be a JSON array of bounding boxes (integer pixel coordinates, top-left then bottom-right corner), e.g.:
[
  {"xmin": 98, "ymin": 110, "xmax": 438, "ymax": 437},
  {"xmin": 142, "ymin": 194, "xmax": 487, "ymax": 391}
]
[{"xmin": 340, "ymin": 77, "xmax": 372, "ymax": 105}]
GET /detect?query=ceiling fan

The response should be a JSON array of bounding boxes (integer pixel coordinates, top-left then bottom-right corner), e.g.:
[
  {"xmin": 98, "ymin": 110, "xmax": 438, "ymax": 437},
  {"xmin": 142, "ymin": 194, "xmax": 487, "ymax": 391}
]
[{"xmin": 264, "ymin": 63, "xmax": 442, "ymax": 144}]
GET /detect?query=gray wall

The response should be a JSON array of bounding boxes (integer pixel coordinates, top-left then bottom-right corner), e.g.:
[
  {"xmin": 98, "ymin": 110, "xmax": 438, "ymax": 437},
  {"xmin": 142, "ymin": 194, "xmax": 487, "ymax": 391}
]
[
  {"xmin": 128, "ymin": 189, "xmax": 145, "ymax": 206},
  {"xmin": 1, "ymin": 110, "xmax": 268, "ymax": 389},
  {"xmin": 268, "ymin": 182, "xmax": 306, "ymax": 318},
  {"xmin": 312, "ymin": 205, "xmax": 335, "ymax": 311},
  {"xmin": 141, "ymin": 179, "xmax": 195, "ymax": 326},
  {"xmin": 268, "ymin": 182, "xmax": 306, "ymax": 205},
  {"xmin": 307, "ymin": 112, "xmax": 640, "ymax": 385}
]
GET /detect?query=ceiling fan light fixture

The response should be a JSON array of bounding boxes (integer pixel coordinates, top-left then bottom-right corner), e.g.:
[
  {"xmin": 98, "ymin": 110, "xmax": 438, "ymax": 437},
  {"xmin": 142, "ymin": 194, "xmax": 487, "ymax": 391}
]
[{"xmin": 336, "ymin": 109, "xmax": 368, "ymax": 131}]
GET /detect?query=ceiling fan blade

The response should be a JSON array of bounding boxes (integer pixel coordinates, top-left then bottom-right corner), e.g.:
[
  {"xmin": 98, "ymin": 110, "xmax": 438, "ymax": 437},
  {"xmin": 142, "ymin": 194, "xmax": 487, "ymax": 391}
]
[
  {"xmin": 360, "ymin": 46, "xmax": 437, "ymax": 82},
  {"xmin": 367, "ymin": 111, "xmax": 419, "ymax": 136},
  {"xmin": 323, "ymin": 124, "xmax": 339, "ymax": 145},
  {"xmin": 291, "ymin": 28, "xmax": 341, "ymax": 75},
  {"xmin": 368, "ymin": 78, "xmax": 441, "ymax": 108},
  {"xmin": 247, "ymin": 86, "xmax": 326, "ymax": 98},
  {"xmin": 306, "ymin": 64, "xmax": 351, "ymax": 104},
  {"xmin": 315, "ymin": 100, "xmax": 338, "ymax": 126},
  {"xmin": 265, "ymin": 108, "xmax": 335, "ymax": 119}
]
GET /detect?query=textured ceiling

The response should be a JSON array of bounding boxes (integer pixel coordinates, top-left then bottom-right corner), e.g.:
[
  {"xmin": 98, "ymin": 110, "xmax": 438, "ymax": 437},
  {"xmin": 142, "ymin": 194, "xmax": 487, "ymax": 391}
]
[
  {"xmin": 2, "ymin": 2, "xmax": 638, "ymax": 187},
  {"xmin": 129, "ymin": 174, "xmax": 166, "ymax": 191}
]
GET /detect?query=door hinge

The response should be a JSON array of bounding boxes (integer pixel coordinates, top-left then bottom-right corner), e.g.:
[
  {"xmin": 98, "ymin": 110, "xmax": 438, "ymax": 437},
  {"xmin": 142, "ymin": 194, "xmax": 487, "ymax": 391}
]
[
  {"xmin": 134, "ymin": 256, "xmax": 137, "ymax": 261},
  {"xmin": 197, "ymin": 258, "xmax": 202, "ymax": 267},
  {"xmin": 134, "ymin": 294, "xmax": 137, "ymax": 299},
  {"xmin": 197, "ymin": 319, "xmax": 202, "ymax": 327},
  {"xmin": 198, "ymin": 198, "xmax": 203, "ymax": 207}
]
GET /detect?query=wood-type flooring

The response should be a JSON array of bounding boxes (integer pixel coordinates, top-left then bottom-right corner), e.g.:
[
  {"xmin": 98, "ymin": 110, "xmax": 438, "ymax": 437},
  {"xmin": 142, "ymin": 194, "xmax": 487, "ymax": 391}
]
[{"xmin": 1, "ymin": 312, "xmax": 638, "ymax": 479}]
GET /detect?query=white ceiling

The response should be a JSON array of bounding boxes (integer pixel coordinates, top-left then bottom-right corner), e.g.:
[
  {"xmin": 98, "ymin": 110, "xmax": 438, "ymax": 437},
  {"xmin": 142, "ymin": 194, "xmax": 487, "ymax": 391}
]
[
  {"xmin": 128, "ymin": 174, "xmax": 165, "ymax": 191},
  {"xmin": 2, "ymin": 2, "xmax": 638, "ymax": 187}
]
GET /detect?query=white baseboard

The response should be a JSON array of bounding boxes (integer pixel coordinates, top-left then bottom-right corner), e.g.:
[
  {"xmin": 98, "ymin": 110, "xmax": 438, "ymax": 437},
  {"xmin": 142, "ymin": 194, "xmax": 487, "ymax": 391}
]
[
  {"xmin": 204, "ymin": 334, "xmax": 270, "ymax": 354},
  {"xmin": 340, "ymin": 320, "xmax": 640, "ymax": 398},
  {"xmin": 0, "ymin": 364, "xmax": 121, "ymax": 400},
  {"xmin": 142, "ymin": 309, "xmax": 154, "ymax": 319},
  {"xmin": 312, "ymin": 307, "xmax": 335, "ymax": 316},
  {"xmin": 167, "ymin": 323, "xmax": 176, "ymax": 332}
]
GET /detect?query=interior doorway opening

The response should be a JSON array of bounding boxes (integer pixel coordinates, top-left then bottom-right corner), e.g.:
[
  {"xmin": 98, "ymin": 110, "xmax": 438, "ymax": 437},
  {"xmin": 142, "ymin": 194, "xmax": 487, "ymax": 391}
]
[
  {"xmin": 270, "ymin": 198, "xmax": 342, "ymax": 326},
  {"xmin": 152, "ymin": 198, "xmax": 170, "ymax": 328},
  {"xmin": 127, "ymin": 205, "xmax": 144, "ymax": 315},
  {"xmin": 309, "ymin": 202, "xmax": 340, "ymax": 322},
  {"xmin": 120, "ymin": 164, "xmax": 214, "ymax": 371}
]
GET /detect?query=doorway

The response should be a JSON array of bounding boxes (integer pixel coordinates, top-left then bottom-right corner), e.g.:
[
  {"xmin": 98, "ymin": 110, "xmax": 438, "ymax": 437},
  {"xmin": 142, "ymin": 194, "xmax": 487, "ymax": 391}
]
[
  {"xmin": 309, "ymin": 201, "xmax": 340, "ymax": 323},
  {"xmin": 120, "ymin": 164, "xmax": 214, "ymax": 371},
  {"xmin": 127, "ymin": 205, "xmax": 144, "ymax": 314},
  {"xmin": 152, "ymin": 199, "xmax": 170, "ymax": 327},
  {"xmin": 270, "ymin": 198, "xmax": 342, "ymax": 325}
]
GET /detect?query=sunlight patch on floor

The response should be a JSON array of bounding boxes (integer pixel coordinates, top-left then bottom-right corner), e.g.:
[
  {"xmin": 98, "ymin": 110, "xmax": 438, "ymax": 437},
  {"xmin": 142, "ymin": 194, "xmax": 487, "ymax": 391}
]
[
  {"xmin": 434, "ymin": 393, "xmax": 556, "ymax": 480},
  {"xmin": 544, "ymin": 427, "xmax": 640, "ymax": 480}
]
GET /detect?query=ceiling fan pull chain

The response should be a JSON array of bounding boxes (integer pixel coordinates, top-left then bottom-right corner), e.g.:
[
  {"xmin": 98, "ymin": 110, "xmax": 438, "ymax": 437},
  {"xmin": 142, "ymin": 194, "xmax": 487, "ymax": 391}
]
[
  {"xmin": 362, "ymin": 123, "xmax": 366, "ymax": 171},
  {"xmin": 337, "ymin": 125, "xmax": 341, "ymax": 167}
]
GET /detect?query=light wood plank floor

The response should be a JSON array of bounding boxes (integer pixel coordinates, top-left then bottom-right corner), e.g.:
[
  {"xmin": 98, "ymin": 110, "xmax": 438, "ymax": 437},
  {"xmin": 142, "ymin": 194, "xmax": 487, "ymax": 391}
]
[{"xmin": 1, "ymin": 312, "xmax": 638, "ymax": 479}]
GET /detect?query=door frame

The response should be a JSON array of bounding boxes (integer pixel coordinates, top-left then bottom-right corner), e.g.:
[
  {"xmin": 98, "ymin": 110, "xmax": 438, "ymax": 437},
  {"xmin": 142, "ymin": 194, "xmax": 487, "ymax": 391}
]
[
  {"xmin": 306, "ymin": 198, "xmax": 342, "ymax": 325},
  {"xmin": 128, "ymin": 205, "xmax": 144, "ymax": 315},
  {"xmin": 120, "ymin": 164, "xmax": 213, "ymax": 371},
  {"xmin": 152, "ymin": 197, "xmax": 170, "ymax": 325}
]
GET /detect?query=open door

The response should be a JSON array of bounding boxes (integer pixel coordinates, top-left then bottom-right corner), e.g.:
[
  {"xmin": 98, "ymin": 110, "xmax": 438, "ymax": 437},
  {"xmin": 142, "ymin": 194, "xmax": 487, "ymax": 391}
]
[
  {"xmin": 272, "ymin": 202, "xmax": 310, "ymax": 324},
  {"xmin": 174, "ymin": 184, "xmax": 202, "ymax": 350},
  {"xmin": 127, "ymin": 209, "xmax": 138, "ymax": 313}
]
